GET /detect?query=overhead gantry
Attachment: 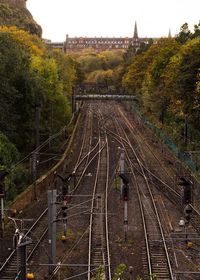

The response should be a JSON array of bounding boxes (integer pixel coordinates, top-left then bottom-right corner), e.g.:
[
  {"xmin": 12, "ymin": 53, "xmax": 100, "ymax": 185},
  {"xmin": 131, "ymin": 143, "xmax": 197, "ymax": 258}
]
[{"xmin": 71, "ymin": 94, "xmax": 136, "ymax": 113}]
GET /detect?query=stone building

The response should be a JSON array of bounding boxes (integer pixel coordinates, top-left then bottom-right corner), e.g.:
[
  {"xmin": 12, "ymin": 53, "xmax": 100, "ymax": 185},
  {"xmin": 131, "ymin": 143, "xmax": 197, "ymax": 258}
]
[
  {"xmin": 0, "ymin": 0, "xmax": 26, "ymax": 8},
  {"xmin": 63, "ymin": 22, "xmax": 149, "ymax": 53},
  {"xmin": 46, "ymin": 22, "xmax": 157, "ymax": 53}
]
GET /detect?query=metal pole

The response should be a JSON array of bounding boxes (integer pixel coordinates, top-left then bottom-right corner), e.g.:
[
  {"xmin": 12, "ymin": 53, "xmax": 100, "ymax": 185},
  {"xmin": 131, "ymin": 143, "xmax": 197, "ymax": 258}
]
[
  {"xmin": 51, "ymin": 103, "xmax": 53, "ymax": 137},
  {"xmin": 20, "ymin": 244, "xmax": 27, "ymax": 280},
  {"xmin": 0, "ymin": 198, "xmax": 4, "ymax": 237},
  {"xmin": 35, "ymin": 105, "xmax": 40, "ymax": 149},
  {"xmin": 16, "ymin": 244, "xmax": 19, "ymax": 279},
  {"xmin": 185, "ymin": 225, "xmax": 188, "ymax": 245},
  {"xmin": 72, "ymin": 93, "xmax": 76, "ymax": 114},
  {"xmin": 48, "ymin": 190, "xmax": 57, "ymax": 276},
  {"xmin": 63, "ymin": 202, "xmax": 67, "ymax": 236},
  {"xmin": 124, "ymin": 201, "xmax": 128, "ymax": 242},
  {"xmin": 32, "ymin": 152, "xmax": 37, "ymax": 201},
  {"xmin": 120, "ymin": 150, "xmax": 125, "ymax": 196},
  {"xmin": 184, "ymin": 115, "xmax": 188, "ymax": 148}
]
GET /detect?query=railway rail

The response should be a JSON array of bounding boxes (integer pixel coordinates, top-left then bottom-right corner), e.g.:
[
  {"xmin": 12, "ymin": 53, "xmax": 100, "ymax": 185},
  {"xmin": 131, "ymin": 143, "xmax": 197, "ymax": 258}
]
[
  {"xmin": 2, "ymin": 101, "xmax": 200, "ymax": 280},
  {"xmin": 0, "ymin": 208, "xmax": 48, "ymax": 280},
  {"xmin": 0, "ymin": 104, "xmax": 99, "ymax": 279},
  {"xmin": 87, "ymin": 131, "xmax": 111, "ymax": 280},
  {"xmin": 109, "ymin": 112, "xmax": 174, "ymax": 279}
]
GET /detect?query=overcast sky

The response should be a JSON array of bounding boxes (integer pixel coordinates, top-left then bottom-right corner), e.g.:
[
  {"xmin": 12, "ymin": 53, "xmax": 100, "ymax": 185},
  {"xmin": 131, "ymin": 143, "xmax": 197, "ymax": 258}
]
[{"xmin": 27, "ymin": 0, "xmax": 200, "ymax": 41}]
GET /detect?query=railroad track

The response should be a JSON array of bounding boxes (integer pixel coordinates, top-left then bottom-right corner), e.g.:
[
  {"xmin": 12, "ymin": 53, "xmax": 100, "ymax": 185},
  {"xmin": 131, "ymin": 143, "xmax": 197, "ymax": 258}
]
[
  {"xmin": 87, "ymin": 131, "xmax": 111, "ymax": 280},
  {"xmin": 48, "ymin": 110, "xmax": 112, "ymax": 280},
  {"xmin": 0, "ymin": 208, "xmax": 48, "ymax": 280},
  {"xmin": 109, "ymin": 105, "xmax": 200, "ymax": 279},
  {"xmin": 2, "ymin": 101, "xmax": 200, "ymax": 280},
  {"xmin": 0, "ymin": 104, "xmax": 99, "ymax": 279},
  {"xmin": 108, "ymin": 112, "xmax": 174, "ymax": 279}
]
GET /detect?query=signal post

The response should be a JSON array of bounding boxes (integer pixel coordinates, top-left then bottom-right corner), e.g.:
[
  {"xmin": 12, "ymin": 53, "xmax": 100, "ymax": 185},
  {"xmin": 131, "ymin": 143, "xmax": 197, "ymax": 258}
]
[
  {"xmin": 179, "ymin": 177, "xmax": 193, "ymax": 246},
  {"xmin": 119, "ymin": 173, "xmax": 129, "ymax": 242}
]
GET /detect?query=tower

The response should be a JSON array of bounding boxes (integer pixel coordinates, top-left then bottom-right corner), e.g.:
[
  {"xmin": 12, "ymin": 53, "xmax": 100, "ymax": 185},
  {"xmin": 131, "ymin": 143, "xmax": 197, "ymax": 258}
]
[
  {"xmin": 132, "ymin": 21, "xmax": 140, "ymax": 50},
  {"xmin": 133, "ymin": 21, "xmax": 138, "ymax": 39},
  {"xmin": 168, "ymin": 28, "xmax": 172, "ymax": 38}
]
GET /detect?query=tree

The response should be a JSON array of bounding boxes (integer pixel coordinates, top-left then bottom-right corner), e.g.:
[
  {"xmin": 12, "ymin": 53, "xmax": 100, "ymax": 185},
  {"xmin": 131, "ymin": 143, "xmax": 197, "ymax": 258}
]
[
  {"xmin": 192, "ymin": 21, "xmax": 200, "ymax": 39},
  {"xmin": 77, "ymin": 53, "xmax": 103, "ymax": 73},
  {"xmin": 176, "ymin": 23, "xmax": 191, "ymax": 44},
  {"xmin": 0, "ymin": 31, "xmax": 33, "ymax": 149},
  {"xmin": 142, "ymin": 39, "xmax": 180, "ymax": 122},
  {"xmin": 122, "ymin": 43, "xmax": 161, "ymax": 100}
]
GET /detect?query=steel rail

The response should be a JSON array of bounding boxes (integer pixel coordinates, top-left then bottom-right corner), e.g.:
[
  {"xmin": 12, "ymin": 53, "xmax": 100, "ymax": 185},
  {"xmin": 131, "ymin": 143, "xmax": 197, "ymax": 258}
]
[
  {"xmin": 117, "ymin": 107, "xmax": 175, "ymax": 183},
  {"xmin": 104, "ymin": 134, "xmax": 112, "ymax": 280},
  {"xmin": 113, "ymin": 114, "xmax": 174, "ymax": 279},
  {"xmin": 122, "ymin": 120, "xmax": 173, "ymax": 279},
  {"xmin": 87, "ymin": 130, "xmax": 102, "ymax": 280},
  {"xmin": 73, "ymin": 104, "xmax": 93, "ymax": 172},
  {"xmin": 109, "ymin": 116, "xmax": 153, "ymax": 277},
  {"xmin": 0, "ymin": 105, "xmax": 95, "ymax": 279}
]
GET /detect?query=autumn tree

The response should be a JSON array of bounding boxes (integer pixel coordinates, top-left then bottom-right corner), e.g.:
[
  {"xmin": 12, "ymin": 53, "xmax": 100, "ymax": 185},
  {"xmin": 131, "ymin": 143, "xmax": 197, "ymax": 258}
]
[
  {"xmin": 176, "ymin": 23, "xmax": 191, "ymax": 44},
  {"xmin": 142, "ymin": 39, "xmax": 180, "ymax": 123}
]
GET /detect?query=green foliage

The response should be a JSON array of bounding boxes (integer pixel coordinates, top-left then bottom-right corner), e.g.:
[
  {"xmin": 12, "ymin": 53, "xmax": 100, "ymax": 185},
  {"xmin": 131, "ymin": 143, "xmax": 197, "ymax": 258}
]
[
  {"xmin": 122, "ymin": 21, "xmax": 200, "ymax": 154},
  {"xmin": 6, "ymin": 164, "xmax": 29, "ymax": 201},
  {"xmin": 77, "ymin": 53, "xmax": 103, "ymax": 73},
  {"xmin": 176, "ymin": 21, "xmax": 200, "ymax": 44},
  {"xmin": 49, "ymin": 49, "xmax": 77, "ymax": 96},
  {"xmin": 91, "ymin": 264, "xmax": 126, "ymax": 280},
  {"xmin": 86, "ymin": 69, "xmax": 114, "ymax": 86},
  {"xmin": 122, "ymin": 43, "xmax": 161, "ymax": 99},
  {"xmin": 112, "ymin": 263, "xmax": 126, "ymax": 280},
  {"xmin": 76, "ymin": 50, "xmax": 123, "ymax": 86},
  {"xmin": 0, "ymin": 28, "xmax": 41, "ymax": 150},
  {"xmin": 0, "ymin": 133, "xmax": 19, "ymax": 168},
  {"xmin": 149, "ymin": 274, "xmax": 157, "ymax": 280},
  {"xmin": 173, "ymin": 38, "xmax": 200, "ymax": 115},
  {"xmin": 142, "ymin": 39, "xmax": 180, "ymax": 122},
  {"xmin": 0, "ymin": 133, "xmax": 28, "ymax": 201},
  {"xmin": 0, "ymin": 26, "xmax": 80, "ymax": 201},
  {"xmin": 192, "ymin": 22, "xmax": 200, "ymax": 38},
  {"xmin": 0, "ymin": 27, "xmax": 78, "ymax": 153},
  {"xmin": 176, "ymin": 23, "xmax": 191, "ymax": 44},
  {"xmin": 91, "ymin": 266, "xmax": 104, "ymax": 280}
]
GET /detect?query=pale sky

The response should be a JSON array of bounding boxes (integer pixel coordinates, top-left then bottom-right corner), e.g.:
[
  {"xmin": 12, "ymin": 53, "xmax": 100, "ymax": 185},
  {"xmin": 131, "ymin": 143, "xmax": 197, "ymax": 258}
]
[{"xmin": 27, "ymin": 0, "xmax": 200, "ymax": 42}]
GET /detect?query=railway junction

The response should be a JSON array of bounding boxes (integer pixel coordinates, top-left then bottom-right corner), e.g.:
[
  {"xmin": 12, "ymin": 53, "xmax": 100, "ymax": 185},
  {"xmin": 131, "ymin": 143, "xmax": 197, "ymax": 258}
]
[{"xmin": 0, "ymin": 101, "xmax": 200, "ymax": 280}]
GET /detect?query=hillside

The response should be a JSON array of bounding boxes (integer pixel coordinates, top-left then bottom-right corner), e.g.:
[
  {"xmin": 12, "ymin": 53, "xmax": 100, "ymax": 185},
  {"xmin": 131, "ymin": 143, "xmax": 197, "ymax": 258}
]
[{"xmin": 0, "ymin": 3, "xmax": 42, "ymax": 36}]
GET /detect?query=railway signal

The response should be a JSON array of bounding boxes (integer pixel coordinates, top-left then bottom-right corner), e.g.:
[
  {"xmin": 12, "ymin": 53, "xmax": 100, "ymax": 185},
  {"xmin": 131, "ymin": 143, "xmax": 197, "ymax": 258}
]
[
  {"xmin": 57, "ymin": 173, "xmax": 73, "ymax": 202},
  {"xmin": 119, "ymin": 173, "xmax": 129, "ymax": 242},
  {"xmin": 183, "ymin": 184, "xmax": 192, "ymax": 205},
  {"xmin": 178, "ymin": 177, "xmax": 193, "ymax": 247},
  {"xmin": 61, "ymin": 204, "xmax": 68, "ymax": 240},
  {"xmin": 119, "ymin": 173, "xmax": 129, "ymax": 201},
  {"xmin": 0, "ymin": 184, "xmax": 5, "ymax": 198},
  {"xmin": 119, "ymin": 149, "xmax": 125, "ymax": 197},
  {"xmin": 178, "ymin": 177, "xmax": 193, "ymax": 205},
  {"xmin": 184, "ymin": 204, "xmax": 192, "ymax": 224},
  {"xmin": 122, "ymin": 184, "xmax": 129, "ymax": 201},
  {"xmin": 48, "ymin": 190, "xmax": 57, "ymax": 276}
]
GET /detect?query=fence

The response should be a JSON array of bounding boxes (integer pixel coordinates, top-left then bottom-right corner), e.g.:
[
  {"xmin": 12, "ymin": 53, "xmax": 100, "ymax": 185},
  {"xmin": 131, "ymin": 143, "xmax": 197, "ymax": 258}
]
[{"xmin": 128, "ymin": 102, "xmax": 197, "ymax": 172}]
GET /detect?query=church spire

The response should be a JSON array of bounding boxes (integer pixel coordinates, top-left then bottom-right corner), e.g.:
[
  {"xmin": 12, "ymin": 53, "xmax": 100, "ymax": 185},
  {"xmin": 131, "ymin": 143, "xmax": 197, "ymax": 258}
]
[
  {"xmin": 168, "ymin": 28, "xmax": 172, "ymax": 38},
  {"xmin": 133, "ymin": 21, "xmax": 138, "ymax": 39}
]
